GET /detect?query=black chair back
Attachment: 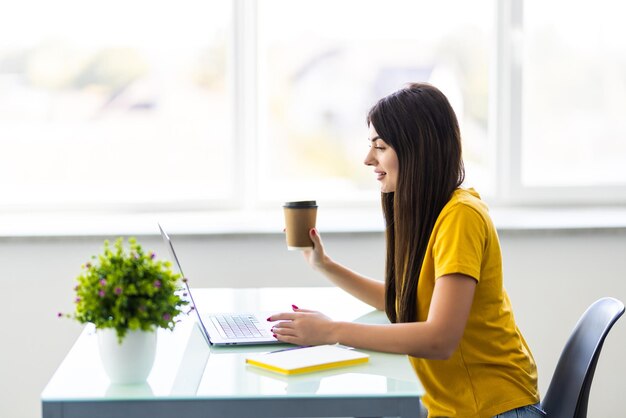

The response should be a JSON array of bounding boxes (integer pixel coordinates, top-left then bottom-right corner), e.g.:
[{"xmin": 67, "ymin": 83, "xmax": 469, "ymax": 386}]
[{"xmin": 541, "ymin": 297, "xmax": 624, "ymax": 418}]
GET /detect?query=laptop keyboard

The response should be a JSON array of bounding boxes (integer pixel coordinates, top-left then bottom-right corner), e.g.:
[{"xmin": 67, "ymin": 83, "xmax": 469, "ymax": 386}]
[{"xmin": 210, "ymin": 314, "xmax": 269, "ymax": 339}]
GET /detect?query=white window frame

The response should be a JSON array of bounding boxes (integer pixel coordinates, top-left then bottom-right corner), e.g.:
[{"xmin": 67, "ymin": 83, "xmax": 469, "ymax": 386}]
[{"xmin": 233, "ymin": 0, "xmax": 258, "ymax": 211}]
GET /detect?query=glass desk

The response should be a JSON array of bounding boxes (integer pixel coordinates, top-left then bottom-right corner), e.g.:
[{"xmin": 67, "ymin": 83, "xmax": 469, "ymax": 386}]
[{"xmin": 42, "ymin": 287, "xmax": 424, "ymax": 417}]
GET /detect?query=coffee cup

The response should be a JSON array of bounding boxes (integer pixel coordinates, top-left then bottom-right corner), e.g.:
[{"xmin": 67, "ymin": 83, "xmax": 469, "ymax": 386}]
[{"xmin": 283, "ymin": 201, "xmax": 318, "ymax": 250}]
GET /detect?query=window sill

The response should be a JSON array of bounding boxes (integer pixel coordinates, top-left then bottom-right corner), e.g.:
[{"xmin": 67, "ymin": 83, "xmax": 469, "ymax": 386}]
[
  {"xmin": 1, "ymin": 206, "xmax": 626, "ymax": 239},
  {"xmin": 488, "ymin": 206, "xmax": 626, "ymax": 233}
]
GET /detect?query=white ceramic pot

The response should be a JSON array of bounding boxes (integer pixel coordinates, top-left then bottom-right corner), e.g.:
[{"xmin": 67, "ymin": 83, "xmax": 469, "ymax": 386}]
[{"xmin": 97, "ymin": 328, "xmax": 157, "ymax": 384}]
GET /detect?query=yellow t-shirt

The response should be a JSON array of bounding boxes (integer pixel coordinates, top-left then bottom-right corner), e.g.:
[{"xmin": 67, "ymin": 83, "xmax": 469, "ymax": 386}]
[{"xmin": 408, "ymin": 188, "xmax": 539, "ymax": 418}]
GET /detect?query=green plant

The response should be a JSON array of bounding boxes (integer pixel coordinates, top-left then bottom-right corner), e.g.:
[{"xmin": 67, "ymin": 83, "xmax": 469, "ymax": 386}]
[{"xmin": 61, "ymin": 237, "xmax": 189, "ymax": 342}]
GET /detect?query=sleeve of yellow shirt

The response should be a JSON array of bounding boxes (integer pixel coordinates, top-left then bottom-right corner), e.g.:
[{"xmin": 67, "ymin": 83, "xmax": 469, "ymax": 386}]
[{"xmin": 431, "ymin": 202, "xmax": 487, "ymax": 282}]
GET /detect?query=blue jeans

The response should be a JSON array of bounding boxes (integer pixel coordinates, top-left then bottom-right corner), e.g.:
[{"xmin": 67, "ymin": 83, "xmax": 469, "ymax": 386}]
[{"xmin": 493, "ymin": 403, "xmax": 546, "ymax": 418}]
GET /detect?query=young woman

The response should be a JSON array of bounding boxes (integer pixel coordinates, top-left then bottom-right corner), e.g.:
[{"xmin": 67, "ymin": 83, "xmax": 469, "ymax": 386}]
[{"xmin": 269, "ymin": 83, "xmax": 542, "ymax": 418}]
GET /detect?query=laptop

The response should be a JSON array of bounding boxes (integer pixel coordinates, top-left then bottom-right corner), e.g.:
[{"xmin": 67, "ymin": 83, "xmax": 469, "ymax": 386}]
[{"xmin": 159, "ymin": 224, "xmax": 280, "ymax": 346}]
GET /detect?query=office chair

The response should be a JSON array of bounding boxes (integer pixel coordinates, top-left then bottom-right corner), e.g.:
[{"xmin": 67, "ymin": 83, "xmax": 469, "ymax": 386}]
[{"xmin": 541, "ymin": 297, "xmax": 625, "ymax": 418}]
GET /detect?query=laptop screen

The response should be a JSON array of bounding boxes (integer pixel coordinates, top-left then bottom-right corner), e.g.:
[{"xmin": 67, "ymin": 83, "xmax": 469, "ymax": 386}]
[{"xmin": 158, "ymin": 224, "xmax": 211, "ymax": 344}]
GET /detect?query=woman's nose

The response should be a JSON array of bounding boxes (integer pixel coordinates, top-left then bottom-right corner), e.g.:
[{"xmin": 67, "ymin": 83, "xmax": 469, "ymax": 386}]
[{"xmin": 364, "ymin": 148, "xmax": 375, "ymax": 166}]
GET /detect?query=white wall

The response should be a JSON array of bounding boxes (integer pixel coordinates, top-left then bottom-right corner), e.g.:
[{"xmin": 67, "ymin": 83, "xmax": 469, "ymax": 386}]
[{"xmin": 1, "ymin": 228, "xmax": 625, "ymax": 418}]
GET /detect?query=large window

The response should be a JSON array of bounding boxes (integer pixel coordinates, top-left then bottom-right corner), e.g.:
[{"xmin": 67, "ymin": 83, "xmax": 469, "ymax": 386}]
[{"xmin": 1, "ymin": 0, "xmax": 624, "ymax": 212}]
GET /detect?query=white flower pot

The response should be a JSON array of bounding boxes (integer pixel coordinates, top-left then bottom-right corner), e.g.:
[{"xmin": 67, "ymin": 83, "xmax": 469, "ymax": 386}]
[{"xmin": 97, "ymin": 328, "xmax": 157, "ymax": 384}]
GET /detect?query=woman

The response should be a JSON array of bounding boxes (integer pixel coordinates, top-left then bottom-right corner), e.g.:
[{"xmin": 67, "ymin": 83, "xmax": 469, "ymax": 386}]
[{"xmin": 269, "ymin": 83, "xmax": 542, "ymax": 418}]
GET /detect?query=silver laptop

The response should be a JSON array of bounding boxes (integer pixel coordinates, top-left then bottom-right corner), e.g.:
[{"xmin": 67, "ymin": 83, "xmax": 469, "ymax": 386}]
[{"xmin": 159, "ymin": 224, "xmax": 280, "ymax": 346}]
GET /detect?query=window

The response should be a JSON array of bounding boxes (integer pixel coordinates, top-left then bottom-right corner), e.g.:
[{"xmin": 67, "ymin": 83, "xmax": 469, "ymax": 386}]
[
  {"xmin": 1, "ymin": 0, "xmax": 624, "ymax": 213},
  {"xmin": 499, "ymin": 0, "xmax": 626, "ymax": 204}
]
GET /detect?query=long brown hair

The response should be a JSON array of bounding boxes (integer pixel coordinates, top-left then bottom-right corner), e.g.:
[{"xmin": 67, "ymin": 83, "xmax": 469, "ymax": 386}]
[{"xmin": 367, "ymin": 83, "xmax": 465, "ymax": 323}]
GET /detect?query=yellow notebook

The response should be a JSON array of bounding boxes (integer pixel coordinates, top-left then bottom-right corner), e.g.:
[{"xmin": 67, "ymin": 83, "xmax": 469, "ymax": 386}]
[{"xmin": 245, "ymin": 345, "xmax": 370, "ymax": 375}]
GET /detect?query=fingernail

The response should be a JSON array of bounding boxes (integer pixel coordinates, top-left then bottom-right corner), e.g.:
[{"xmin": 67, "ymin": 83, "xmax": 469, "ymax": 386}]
[
  {"xmin": 266, "ymin": 316, "xmax": 271, "ymax": 321},
  {"xmin": 272, "ymin": 334, "xmax": 277, "ymax": 338},
  {"xmin": 310, "ymin": 228, "xmax": 316, "ymax": 236},
  {"xmin": 292, "ymin": 304, "xmax": 299, "ymax": 310}
]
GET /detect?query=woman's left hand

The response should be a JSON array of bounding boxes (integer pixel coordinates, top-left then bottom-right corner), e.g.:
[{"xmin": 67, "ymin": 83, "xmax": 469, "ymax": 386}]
[{"xmin": 268, "ymin": 306, "xmax": 336, "ymax": 346}]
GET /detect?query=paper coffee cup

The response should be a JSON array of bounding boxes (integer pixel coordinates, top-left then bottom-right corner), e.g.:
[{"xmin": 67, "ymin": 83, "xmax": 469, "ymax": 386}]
[{"xmin": 283, "ymin": 201, "xmax": 318, "ymax": 250}]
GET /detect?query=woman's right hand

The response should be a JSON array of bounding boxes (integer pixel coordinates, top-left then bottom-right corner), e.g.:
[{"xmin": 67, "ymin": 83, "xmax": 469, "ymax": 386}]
[{"xmin": 302, "ymin": 228, "xmax": 328, "ymax": 271}]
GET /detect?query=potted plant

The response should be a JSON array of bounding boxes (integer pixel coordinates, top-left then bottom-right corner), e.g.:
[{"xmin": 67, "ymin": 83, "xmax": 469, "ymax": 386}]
[{"xmin": 61, "ymin": 237, "xmax": 189, "ymax": 384}]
